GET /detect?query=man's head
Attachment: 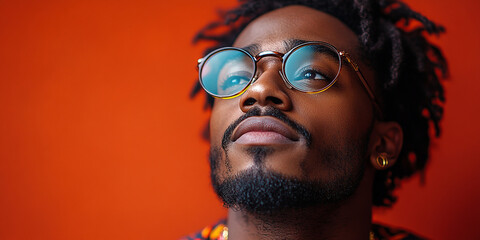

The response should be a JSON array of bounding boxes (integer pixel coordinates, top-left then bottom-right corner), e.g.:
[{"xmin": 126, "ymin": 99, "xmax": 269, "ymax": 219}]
[{"xmin": 193, "ymin": 0, "xmax": 446, "ymax": 211}]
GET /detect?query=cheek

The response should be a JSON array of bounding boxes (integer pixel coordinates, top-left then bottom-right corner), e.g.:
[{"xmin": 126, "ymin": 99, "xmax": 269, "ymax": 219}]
[
  {"xmin": 209, "ymin": 99, "xmax": 241, "ymax": 147},
  {"xmin": 299, "ymin": 91, "xmax": 372, "ymax": 139},
  {"xmin": 293, "ymin": 94, "xmax": 372, "ymax": 177},
  {"xmin": 209, "ymin": 102, "xmax": 233, "ymax": 181},
  {"xmin": 209, "ymin": 111, "xmax": 222, "ymax": 147}
]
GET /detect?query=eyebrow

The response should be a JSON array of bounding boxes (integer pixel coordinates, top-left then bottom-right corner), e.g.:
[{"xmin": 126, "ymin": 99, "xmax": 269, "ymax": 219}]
[
  {"xmin": 241, "ymin": 44, "xmax": 260, "ymax": 55},
  {"xmin": 283, "ymin": 39, "xmax": 309, "ymax": 52},
  {"xmin": 240, "ymin": 38, "xmax": 310, "ymax": 55}
]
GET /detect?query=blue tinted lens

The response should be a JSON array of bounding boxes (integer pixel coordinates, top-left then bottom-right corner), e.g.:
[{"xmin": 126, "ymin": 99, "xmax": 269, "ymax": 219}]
[
  {"xmin": 200, "ymin": 49, "xmax": 255, "ymax": 97},
  {"xmin": 284, "ymin": 44, "xmax": 341, "ymax": 92}
]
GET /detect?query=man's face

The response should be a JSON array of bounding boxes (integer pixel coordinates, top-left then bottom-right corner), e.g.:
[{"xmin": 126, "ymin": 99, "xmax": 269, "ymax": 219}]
[{"xmin": 208, "ymin": 5, "xmax": 377, "ymax": 213}]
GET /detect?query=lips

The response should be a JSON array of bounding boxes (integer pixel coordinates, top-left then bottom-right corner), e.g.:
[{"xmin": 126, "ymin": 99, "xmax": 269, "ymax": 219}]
[{"xmin": 231, "ymin": 116, "xmax": 300, "ymax": 145}]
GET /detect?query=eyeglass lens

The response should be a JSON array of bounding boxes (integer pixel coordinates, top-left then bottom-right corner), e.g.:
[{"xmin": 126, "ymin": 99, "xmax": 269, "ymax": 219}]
[{"xmin": 199, "ymin": 43, "xmax": 342, "ymax": 98}]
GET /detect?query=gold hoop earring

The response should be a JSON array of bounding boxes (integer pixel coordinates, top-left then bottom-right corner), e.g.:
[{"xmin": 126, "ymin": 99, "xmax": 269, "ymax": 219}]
[{"xmin": 376, "ymin": 153, "xmax": 389, "ymax": 169}]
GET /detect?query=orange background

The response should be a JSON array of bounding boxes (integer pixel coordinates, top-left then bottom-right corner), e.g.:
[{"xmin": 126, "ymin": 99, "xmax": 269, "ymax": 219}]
[{"xmin": 0, "ymin": 0, "xmax": 479, "ymax": 239}]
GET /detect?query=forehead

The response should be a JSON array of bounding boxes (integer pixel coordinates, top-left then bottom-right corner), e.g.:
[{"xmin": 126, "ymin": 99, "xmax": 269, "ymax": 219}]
[{"xmin": 233, "ymin": 5, "xmax": 360, "ymax": 55}]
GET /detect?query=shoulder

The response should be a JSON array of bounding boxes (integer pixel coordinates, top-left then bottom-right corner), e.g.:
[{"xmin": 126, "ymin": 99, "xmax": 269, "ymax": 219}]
[
  {"xmin": 181, "ymin": 220, "xmax": 426, "ymax": 240},
  {"xmin": 372, "ymin": 222, "xmax": 427, "ymax": 240},
  {"xmin": 180, "ymin": 219, "xmax": 227, "ymax": 240}
]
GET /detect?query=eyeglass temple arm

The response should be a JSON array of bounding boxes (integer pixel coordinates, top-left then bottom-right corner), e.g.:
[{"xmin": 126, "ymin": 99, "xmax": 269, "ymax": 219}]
[{"xmin": 340, "ymin": 52, "xmax": 384, "ymax": 119}]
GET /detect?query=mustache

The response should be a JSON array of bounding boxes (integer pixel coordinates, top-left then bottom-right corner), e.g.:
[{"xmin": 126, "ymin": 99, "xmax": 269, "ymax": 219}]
[{"xmin": 221, "ymin": 106, "xmax": 312, "ymax": 150}]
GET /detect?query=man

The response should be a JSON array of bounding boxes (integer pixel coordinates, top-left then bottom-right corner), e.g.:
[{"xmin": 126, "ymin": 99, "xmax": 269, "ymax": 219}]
[{"xmin": 186, "ymin": 0, "xmax": 447, "ymax": 239}]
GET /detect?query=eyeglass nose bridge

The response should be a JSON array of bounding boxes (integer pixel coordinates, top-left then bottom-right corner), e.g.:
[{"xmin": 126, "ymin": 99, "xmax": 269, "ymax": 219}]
[
  {"xmin": 252, "ymin": 51, "xmax": 294, "ymax": 89},
  {"xmin": 253, "ymin": 50, "xmax": 284, "ymax": 60}
]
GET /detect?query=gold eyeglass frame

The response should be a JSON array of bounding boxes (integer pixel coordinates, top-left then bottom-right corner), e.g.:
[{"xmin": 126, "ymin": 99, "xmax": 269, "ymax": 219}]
[{"xmin": 197, "ymin": 41, "xmax": 383, "ymax": 118}]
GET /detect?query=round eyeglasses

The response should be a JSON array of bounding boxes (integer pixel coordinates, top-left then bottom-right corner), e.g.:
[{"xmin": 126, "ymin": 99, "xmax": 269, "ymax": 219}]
[{"xmin": 197, "ymin": 41, "xmax": 381, "ymax": 116}]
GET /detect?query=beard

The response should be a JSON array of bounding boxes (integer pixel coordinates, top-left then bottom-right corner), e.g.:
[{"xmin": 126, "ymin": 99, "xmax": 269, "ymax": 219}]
[{"xmin": 209, "ymin": 107, "xmax": 370, "ymax": 214}]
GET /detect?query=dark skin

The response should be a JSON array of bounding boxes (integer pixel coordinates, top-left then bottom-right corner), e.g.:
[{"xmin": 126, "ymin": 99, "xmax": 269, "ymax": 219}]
[{"xmin": 209, "ymin": 6, "xmax": 403, "ymax": 240}]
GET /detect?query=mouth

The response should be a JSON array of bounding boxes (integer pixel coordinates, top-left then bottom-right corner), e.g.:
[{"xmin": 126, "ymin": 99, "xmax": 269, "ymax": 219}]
[{"xmin": 231, "ymin": 116, "xmax": 300, "ymax": 145}]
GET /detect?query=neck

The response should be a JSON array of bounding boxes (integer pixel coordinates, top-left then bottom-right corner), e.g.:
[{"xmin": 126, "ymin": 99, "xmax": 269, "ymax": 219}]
[{"xmin": 226, "ymin": 168, "xmax": 375, "ymax": 240}]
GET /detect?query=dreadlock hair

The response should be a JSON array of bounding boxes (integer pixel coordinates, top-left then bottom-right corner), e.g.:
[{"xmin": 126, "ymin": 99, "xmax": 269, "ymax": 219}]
[{"xmin": 191, "ymin": 0, "xmax": 447, "ymax": 207}]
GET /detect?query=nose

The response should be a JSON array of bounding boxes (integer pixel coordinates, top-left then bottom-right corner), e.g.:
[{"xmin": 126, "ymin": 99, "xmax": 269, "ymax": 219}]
[{"xmin": 239, "ymin": 61, "xmax": 293, "ymax": 113}]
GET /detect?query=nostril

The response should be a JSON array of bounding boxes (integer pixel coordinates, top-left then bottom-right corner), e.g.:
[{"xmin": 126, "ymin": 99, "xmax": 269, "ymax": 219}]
[
  {"xmin": 267, "ymin": 96, "xmax": 283, "ymax": 105},
  {"xmin": 244, "ymin": 98, "xmax": 256, "ymax": 106}
]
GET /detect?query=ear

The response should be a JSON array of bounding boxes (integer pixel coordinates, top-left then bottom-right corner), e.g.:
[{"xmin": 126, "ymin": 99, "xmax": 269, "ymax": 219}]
[{"xmin": 368, "ymin": 121, "xmax": 403, "ymax": 170}]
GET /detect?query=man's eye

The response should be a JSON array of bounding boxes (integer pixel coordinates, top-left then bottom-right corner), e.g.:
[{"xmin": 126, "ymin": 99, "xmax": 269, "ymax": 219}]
[
  {"xmin": 217, "ymin": 70, "xmax": 252, "ymax": 95},
  {"xmin": 289, "ymin": 66, "xmax": 334, "ymax": 90},
  {"xmin": 294, "ymin": 69, "xmax": 327, "ymax": 81},
  {"xmin": 221, "ymin": 75, "xmax": 250, "ymax": 90}
]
